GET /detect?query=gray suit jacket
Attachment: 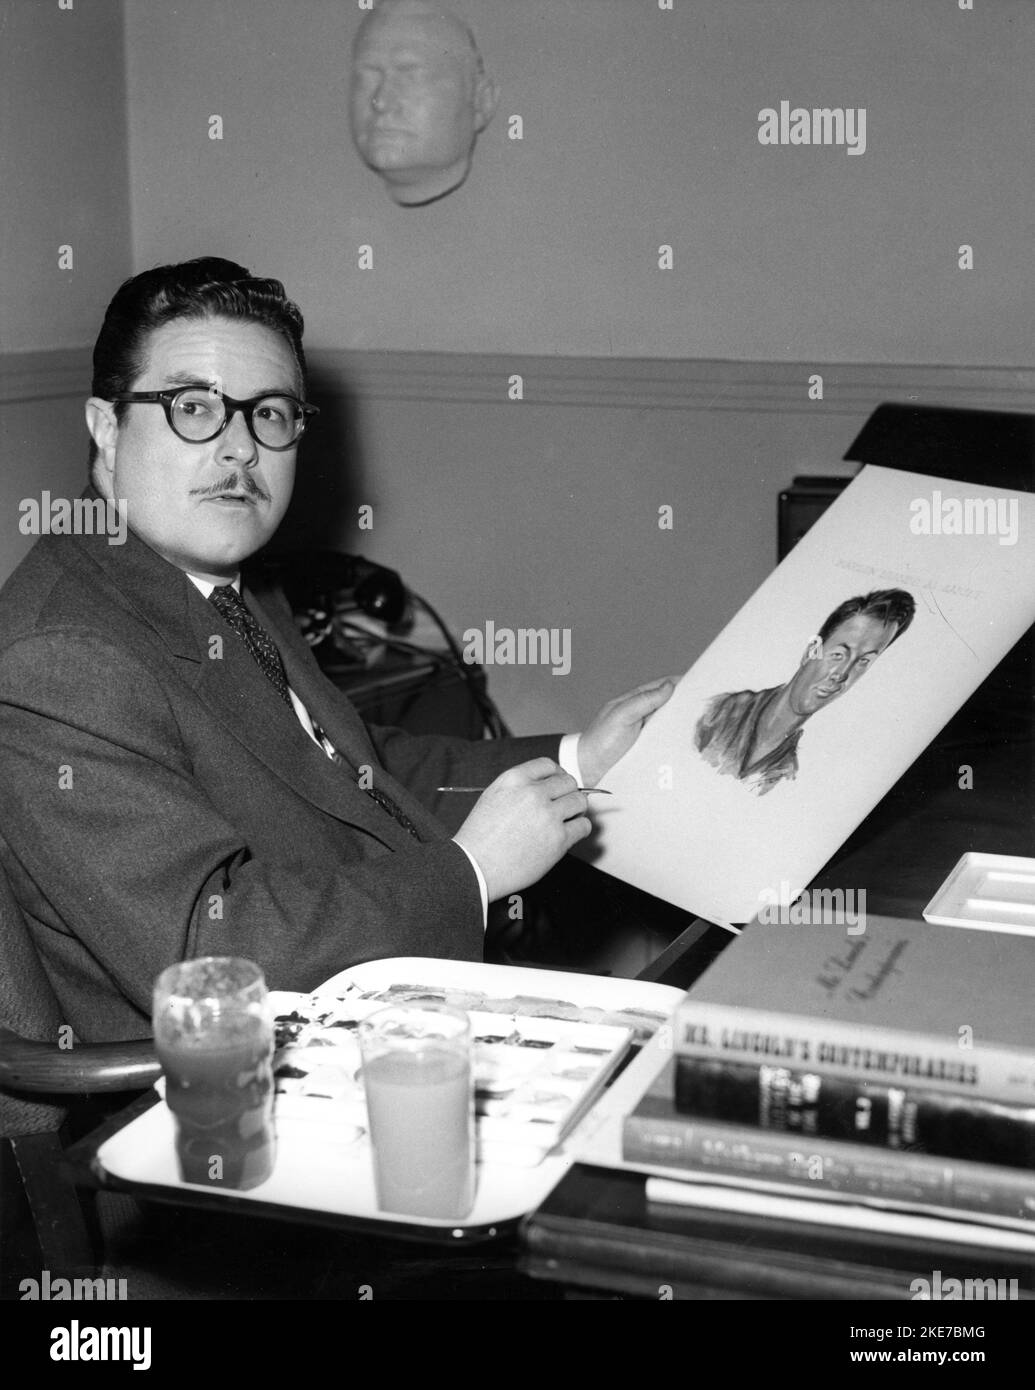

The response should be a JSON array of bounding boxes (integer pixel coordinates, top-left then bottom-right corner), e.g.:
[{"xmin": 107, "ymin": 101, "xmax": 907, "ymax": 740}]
[{"xmin": 0, "ymin": 519, "xmax": 558, "ymax": 1040}]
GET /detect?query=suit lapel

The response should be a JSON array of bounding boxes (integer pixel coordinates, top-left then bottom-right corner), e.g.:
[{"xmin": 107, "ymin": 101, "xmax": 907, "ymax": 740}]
[
  {"xmin": 245, "ymin": 585, "xmax": 446, "ymax": 842},
  {"xmin": 63, "ymin": 491, "xmax": 443, "ymax": 847},
  {"xmin": 252, "ymin": 592, "xmax": 378, "ymax": 768},
  {"xmin": 190, "ymin": 586, "xmax": 427, "ymax": 848}
]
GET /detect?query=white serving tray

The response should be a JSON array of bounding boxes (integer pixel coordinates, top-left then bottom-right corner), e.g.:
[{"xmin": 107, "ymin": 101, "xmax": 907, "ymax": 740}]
[
  {"xmin": 922, "ymin": 852, "xmax": 1035, "ymax": 936},
  {"xmin": 95, "ymin": 958, "xmax": 683, "ymax": 1241}
]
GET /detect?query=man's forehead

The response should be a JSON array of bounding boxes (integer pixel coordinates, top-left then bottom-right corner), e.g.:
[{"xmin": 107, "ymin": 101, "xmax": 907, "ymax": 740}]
[
  {"xmin": 354, "ymin": 4, "xmax": 474, "ymax": 61},
  {"xmin": 136, "ymin": 317, "xmax": 298, "ymax": 386},
  {"xmin": 824, "ymin": 613, "xmax": 897, "ymax": 650}
]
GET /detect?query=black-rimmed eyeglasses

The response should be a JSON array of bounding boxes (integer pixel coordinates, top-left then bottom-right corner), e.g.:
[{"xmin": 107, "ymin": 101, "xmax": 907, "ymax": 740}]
[{"xmin": 108, "ymin": 387, "xmax": 319, "ymax": 451}]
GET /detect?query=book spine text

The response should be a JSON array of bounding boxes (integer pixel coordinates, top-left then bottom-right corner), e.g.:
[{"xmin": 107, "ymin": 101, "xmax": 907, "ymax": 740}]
[
  {"xmin": 673, "ymin": 1056, "xmax": 1035, "ymax": 1167},
  {"xmin": 622, "ymin": 1110, "xmax": 1035, "ymax": 1221}
]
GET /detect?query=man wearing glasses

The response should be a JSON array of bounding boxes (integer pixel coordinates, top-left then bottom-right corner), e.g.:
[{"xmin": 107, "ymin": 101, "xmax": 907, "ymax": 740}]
[{"xmin": 0, "ymin": 258, "xmax": 671, "ymax": 1041}]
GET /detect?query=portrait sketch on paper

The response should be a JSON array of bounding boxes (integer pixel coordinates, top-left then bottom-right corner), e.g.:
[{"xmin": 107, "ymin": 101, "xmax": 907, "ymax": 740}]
[
  {"xmin": 694, "ymin": 589, "xmax": 916, "ymax": 797},
  {"xmin": 583, "ymin": 466, "xmax": 1035, "ymax": 928}
]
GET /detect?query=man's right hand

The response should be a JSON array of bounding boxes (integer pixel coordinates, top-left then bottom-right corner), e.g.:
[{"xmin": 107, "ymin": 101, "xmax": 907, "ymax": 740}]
[{"xmin": 453, "ymin": 758, "xmax": 591, "ymax": 902}]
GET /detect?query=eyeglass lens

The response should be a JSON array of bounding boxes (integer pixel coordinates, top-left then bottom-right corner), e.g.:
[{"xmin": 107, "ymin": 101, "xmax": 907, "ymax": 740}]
[{"xmin": 170, "ymin": 389, "xmax": 303, "ymax": 447}]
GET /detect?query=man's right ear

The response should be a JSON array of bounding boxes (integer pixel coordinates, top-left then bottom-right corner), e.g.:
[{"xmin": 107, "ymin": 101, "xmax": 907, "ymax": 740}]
[
  {"xmin": 473, "ymin": 72, "xmax": 500, "ymax": 133},
  {"xmin": 86, "ymin": 397, "xmax": 118, "ymax": 476}
]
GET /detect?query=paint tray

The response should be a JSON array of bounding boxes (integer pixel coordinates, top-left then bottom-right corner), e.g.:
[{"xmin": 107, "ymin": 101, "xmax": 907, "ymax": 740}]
[{"xmin": 922, "ymin": 853, "xmax": 1035, "ymax": 936}]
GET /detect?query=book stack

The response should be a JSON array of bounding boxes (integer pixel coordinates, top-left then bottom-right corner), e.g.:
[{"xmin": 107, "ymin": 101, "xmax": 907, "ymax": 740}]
[{"xmin": 622, "ymin": 914, "xmax": 1035, "ymax": 1233}]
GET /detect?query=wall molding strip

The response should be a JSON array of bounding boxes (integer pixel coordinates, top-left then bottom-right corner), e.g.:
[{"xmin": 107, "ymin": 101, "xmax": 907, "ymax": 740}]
[{"xmin": 4, "ymin": 347, "xmax": 1032, "ymax": 417}]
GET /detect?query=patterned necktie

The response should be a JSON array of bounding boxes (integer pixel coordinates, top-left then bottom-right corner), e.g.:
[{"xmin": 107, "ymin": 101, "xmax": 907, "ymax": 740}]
[
  {"xmin": 208, "ymin": 584, "xmax": 420, "ymax": 840},
  {"xmin": 209, "ymin": 584, "xmax": 291, "ymax": 705}
]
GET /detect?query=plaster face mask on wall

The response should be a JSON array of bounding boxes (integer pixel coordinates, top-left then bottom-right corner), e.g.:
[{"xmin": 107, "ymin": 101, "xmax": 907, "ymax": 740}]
[{"xmin": 349, "ymin": 0, "xmax": 499, "ymax": 207}]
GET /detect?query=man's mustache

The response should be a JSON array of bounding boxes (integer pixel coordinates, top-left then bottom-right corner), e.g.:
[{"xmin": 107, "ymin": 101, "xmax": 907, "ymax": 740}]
[{"xmin": 192, "ymin": 474, "xmax": 271, "ymax": 503}]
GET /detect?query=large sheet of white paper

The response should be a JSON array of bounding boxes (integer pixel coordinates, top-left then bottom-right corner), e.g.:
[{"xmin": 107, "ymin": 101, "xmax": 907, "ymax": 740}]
[{"xmin": 585, "ymin": 465, "xmax": 1035, "ymax": 928}]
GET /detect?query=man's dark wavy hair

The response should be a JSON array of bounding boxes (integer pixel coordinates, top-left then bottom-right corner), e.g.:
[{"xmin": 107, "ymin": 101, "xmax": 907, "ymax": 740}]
[
  {"xmin": 89, "ymin": 257, "xmax": 306, "ymax": 466},
  {"xmin": 818, "ymin": 588, "xmax": 916, "ymax": 649}
]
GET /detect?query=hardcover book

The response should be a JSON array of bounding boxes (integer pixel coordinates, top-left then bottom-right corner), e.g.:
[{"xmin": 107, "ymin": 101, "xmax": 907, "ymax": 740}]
[
  {"xmin": 673, "ymin": 1055, "xmax": 1035, "ymax": 1167},
  {"xmin": 623, "ymin": 1060, "xmax": 1035, "ymax": 1227},
  {"xmin": 673, "ymin": 914, "xmax": 1035, "ymax": 1104}
]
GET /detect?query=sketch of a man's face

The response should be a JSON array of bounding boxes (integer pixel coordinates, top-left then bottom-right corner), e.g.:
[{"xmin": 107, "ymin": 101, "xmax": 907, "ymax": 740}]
[
  {"xmin": 349, "ymin": 1, "xmax": 498, "ymax": 206},
  {"xmin": 786, "ymin": 613, "xmax": 899, "ymax": 717}
]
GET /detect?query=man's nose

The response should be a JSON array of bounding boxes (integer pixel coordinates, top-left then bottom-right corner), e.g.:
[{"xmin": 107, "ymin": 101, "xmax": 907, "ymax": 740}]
[
  {"xmin": 370, "ymin": 73, "xmax": 399, "ymax": 113},
  {"xmin": 217, "ymin": 408, "xmax": 258, "ymax": 465}
]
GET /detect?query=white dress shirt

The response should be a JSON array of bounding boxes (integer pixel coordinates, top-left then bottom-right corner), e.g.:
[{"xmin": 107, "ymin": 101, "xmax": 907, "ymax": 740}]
[{"xmin": 189, "ymin": 575, "xmax": 583, "ymax": 926}]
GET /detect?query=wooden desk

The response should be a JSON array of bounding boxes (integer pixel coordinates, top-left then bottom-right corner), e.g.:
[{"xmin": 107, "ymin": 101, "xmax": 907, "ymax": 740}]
[{"xmin": 520, "ymin": 1163, "xmax": 1035, "ymax": 1301}]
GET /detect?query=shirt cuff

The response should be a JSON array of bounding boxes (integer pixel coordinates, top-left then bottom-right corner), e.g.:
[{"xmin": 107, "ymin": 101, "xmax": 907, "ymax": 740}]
[
  {"xmin": 453, "ymin": 840, "xmax": 489, "ymax": 929},
  {"xmin": 558, "ymin": 732, "xmax": 584, "ymax": 785}
]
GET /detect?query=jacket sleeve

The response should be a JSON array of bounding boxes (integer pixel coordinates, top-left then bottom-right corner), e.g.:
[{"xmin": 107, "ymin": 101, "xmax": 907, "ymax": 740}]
[
  {"xmin": 252, "ymin": 575, "xmax": 564, "ymax": 827},
  {"xmin": 0, "ymin": 630, "xmax": 486, "ymax": 1039},
  {"xmin": 364, "ymin": 722, "xmax": 563, "ymax": 830}
]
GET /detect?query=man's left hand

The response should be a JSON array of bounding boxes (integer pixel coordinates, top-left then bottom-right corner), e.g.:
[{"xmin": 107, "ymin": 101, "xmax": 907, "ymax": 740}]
[{"xmin": 577, "ymin": 677, "xmax": 678, "ymax": 786}]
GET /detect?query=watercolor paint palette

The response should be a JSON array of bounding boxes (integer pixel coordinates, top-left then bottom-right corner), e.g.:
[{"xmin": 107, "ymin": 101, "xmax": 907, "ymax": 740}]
[{"xmin": 271, "ymin": 991, "xmax": 633, "ymax": 1166}]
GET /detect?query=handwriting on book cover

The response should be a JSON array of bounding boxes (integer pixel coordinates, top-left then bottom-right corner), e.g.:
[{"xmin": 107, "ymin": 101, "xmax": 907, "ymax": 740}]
[{"xmin": 816, "ymin": 936, "xmax": 909, "ymax": 1001}]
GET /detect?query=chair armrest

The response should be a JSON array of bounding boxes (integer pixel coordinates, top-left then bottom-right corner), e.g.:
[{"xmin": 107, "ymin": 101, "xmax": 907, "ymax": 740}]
[{"xmin": 0, "ymin": 1027, "xmax": 161, "ymax": 1094}]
